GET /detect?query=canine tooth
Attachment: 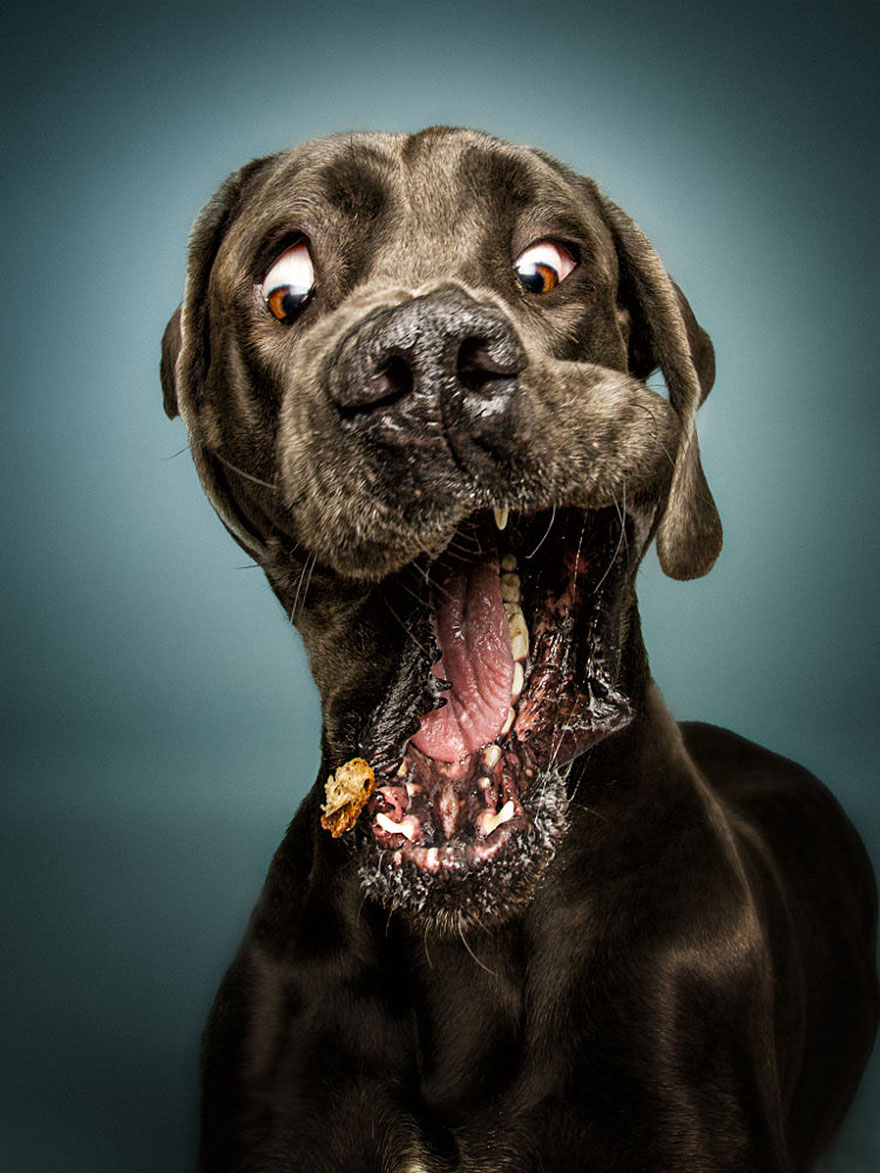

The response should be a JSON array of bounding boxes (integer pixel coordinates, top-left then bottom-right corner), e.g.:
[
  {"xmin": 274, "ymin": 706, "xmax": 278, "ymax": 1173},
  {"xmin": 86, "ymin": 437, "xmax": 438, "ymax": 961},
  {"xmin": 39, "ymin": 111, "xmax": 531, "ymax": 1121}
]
[
  {"xmin": 396, "ymin": 759, "xmax": 408, "ymax": 777},
  {"xmin": 405, "ymin": 781, "xmax": 420, "ymax": 797},
  {"xmin": 500, "ymin": 573, "xmax": 521, "ymax": 603},
  {"xmin": 511, "ymin": 661, "xmax": 524, "ymax": 700},
  {"xmin": 479, "ymin": 799, "xmax": 516, "ymax": 836},
  {"xmin": 376, "ymin": 812, "xmax": 417, "ymax": 841},
  {"xmin": 494, "ymin": 507, "xmax": 509, "ymax": 531},
  {"xmin": 478, "ymin": 775, "xmax": 492, "ymax": 790},
  {"xmin": 500, "ymin": 554, "xmax": 517, "ymax": 572},
  {"xmin": 484, "ymin": 743, "xmax": 502, "ymax": 768},
  {"xmin": 500, "ymin": 707, "xmax": 515, "ymax": 736},
  {"xmin": 509, "ymin": 611, "xmax": 529, "ymax": 661},
  {"xmin": 495, "ymin": 799, "xmax": 515, "ymax": 826}
]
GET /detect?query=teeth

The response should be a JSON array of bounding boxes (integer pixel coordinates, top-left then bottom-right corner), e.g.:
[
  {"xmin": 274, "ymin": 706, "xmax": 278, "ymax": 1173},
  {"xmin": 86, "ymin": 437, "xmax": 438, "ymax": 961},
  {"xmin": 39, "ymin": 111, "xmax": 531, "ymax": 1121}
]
[
  {"xmin": 493, "ymin": 507, "xmax": 509, "ymax": 531},
  {"xmin": 478, "ymin": 775, "xmax": 492, "ymax": 790},
  {"xmin": 484, "ymin": 743, "xmax": 501, "ymax": 768},
  {"xmin": 396, "ymin": 759, "xmax": 408, "ymax": 776},
  {"xmin": 479, "ymin": 799, "xmax": 516, "ymax": 836},
  {"xmin": 405, "ymin": 781, "xmax": 420, "ymax": 797},
  {"xmin": 500, "ymin": 573, "xmax": 521, "ymax": 603},
  {"xmin": 376, "ymin": 813, "xmax": 417, "ymax": 841},
  {"xmin": 511, "ymin": 661, "xmax": 524, "ymax": 700},
  {"xmin": 500, "ymin": 554, "xmax": 517, "ymax": 572},
  {"xmin": 500, "ymin": 707, "xmax": 515, "ymax": 736},
  {"xmin": 508, "ymin": 609, "xmax": 529, "ymax": 662}
]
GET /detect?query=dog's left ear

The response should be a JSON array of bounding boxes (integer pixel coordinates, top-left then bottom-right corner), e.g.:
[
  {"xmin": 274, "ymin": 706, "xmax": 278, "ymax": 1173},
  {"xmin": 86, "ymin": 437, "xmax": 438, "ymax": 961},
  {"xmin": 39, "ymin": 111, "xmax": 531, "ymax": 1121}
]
[{"xmin": 597, "ymin": 192, "xmax": 723, "ymax": 580}]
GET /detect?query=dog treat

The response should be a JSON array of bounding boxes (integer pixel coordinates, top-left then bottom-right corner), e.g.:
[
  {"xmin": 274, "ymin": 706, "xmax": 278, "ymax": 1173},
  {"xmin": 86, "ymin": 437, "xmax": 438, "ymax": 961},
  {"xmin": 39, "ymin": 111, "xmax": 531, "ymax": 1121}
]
[{"xmin": 320, "ymin": 757, "xmax": 376, "ymax": 837}]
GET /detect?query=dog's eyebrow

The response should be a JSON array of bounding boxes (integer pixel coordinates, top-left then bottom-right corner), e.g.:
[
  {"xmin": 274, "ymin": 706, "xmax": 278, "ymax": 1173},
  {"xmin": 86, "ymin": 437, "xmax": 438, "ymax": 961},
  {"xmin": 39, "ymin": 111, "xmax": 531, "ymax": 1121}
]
[
  {"xmin": 314, "ymin": 144, "xmax": 394, "ymax": 222},
  {"xmin": 454, "ymin": 145, "xmax": 540, "ymax": 215}
]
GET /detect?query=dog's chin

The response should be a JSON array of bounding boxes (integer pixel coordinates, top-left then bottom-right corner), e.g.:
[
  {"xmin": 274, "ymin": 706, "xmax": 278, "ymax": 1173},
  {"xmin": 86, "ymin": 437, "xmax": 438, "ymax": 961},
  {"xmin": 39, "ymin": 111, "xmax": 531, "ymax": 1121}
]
[{"xmin": 347, "ymin": 505, "xmax": 644, "ymax": 932}]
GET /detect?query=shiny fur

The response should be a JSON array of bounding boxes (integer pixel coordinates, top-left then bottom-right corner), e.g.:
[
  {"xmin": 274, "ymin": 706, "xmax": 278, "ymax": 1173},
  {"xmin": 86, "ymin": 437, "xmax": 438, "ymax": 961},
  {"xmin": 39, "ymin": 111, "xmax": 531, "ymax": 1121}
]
[{"xmin": 162, "ymin": 129, "xmax": 877, "ymax": 1171}]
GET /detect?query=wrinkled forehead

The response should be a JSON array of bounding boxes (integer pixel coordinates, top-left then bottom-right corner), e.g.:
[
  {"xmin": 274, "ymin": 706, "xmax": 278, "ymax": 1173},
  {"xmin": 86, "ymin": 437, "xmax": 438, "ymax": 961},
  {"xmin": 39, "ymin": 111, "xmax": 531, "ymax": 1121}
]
[{"xmin": 216, "ymin": 129, "xmax": 614, "ymax": 284}]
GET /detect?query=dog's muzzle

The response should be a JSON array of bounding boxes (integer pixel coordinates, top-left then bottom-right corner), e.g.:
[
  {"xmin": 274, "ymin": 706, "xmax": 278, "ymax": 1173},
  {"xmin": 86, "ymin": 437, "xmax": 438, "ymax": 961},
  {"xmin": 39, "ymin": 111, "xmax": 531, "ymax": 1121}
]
[{"xmin": 326, "ymin": 286, "xmax": 527, "ymax": 471}]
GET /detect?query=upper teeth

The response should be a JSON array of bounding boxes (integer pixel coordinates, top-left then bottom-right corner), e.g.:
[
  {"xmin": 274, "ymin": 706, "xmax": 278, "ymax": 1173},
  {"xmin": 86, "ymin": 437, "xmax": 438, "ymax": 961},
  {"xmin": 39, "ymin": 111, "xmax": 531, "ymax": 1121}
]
[
  {"xmin": 500, "ymin": 572, "xmax": 520, "ymax": 603},
  {"xmin": 493, "ymin": 508, "xmax": 509, "ymax": 530},
  {"xmin": 508, "ymin": 608, "xmax": 529, "ymax": 662}
]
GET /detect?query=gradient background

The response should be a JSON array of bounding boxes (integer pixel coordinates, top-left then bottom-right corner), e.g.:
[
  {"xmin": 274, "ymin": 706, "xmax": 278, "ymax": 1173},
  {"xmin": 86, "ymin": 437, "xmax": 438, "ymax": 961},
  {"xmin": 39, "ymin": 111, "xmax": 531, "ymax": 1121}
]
[{"xmin": 2, "ymin": 0, "xmax": 878, "ymax": 1168}]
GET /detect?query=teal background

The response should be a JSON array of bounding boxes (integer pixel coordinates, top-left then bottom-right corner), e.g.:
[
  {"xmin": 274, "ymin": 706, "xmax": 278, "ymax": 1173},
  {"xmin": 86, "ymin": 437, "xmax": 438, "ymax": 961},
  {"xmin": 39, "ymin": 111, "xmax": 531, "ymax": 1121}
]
[{"xmin": 2, "ymin": 0, "xmax": 877, "ymax": 1168}]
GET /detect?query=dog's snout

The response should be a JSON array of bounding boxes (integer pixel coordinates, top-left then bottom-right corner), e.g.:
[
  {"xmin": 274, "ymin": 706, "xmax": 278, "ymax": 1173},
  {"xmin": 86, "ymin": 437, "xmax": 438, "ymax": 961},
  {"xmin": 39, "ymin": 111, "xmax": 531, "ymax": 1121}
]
[{"xmin": 327, "ymin": 289, "xmax": 526, "ymax": 450}]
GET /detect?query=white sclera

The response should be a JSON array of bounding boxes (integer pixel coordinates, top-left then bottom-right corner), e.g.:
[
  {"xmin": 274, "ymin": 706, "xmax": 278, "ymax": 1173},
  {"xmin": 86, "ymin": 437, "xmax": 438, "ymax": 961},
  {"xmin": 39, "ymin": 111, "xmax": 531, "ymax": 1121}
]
[
  {"xmin": 514, "ymin": 241, "xmax": 576, "ymax": 286},
  {"xmin": 262, "ymin": 240, "xmax": 315, "ymax": 300}
]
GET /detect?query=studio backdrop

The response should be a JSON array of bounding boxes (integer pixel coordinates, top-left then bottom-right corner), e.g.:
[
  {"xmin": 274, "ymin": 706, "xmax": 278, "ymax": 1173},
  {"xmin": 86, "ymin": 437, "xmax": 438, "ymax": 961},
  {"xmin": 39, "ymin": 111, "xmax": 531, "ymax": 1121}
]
[{"xmin": 2, "ymin": 1, "xmax": 877, "ymax": 1169}]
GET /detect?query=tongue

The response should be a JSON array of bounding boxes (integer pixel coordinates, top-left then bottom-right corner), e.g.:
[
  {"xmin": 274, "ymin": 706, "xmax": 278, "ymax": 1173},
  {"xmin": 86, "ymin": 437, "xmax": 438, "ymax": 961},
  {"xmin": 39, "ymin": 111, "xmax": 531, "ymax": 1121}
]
[{"xmin": 410, "ymin": 557, "xmax": 515, "ymax": 763}]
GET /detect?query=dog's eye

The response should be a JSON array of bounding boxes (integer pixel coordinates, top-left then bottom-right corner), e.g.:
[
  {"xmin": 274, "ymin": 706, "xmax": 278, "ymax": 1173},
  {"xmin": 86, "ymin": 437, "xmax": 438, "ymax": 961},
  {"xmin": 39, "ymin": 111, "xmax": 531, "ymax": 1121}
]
[
  {"xmin": 514, "ymin": 241, "xmax": 576, "ymax": 294},
  {"xmin": 261, "ymin": 240, "xmax": 315, "ymax": 322}
]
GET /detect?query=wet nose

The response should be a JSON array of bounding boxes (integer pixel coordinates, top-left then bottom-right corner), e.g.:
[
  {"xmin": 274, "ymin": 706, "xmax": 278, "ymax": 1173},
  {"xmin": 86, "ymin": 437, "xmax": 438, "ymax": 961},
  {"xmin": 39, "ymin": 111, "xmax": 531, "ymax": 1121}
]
[{"xmin": 327, "ymin": 287, "xmax": 526, "ymax": 457}]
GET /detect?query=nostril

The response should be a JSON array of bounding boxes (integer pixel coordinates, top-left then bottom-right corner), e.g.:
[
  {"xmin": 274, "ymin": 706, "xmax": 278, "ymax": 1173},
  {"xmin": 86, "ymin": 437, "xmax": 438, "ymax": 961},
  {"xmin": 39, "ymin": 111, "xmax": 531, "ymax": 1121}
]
[
  {"xmin": 334, "ymin": 352, "xmax": 415, "ymax": 417},
  {"xmin": 373, "ymin": 355, "xmax": 414, "ymax": 404},
  {"xmin": 456, "ymin": 336, "xmax": 524, "ymax": 395}
]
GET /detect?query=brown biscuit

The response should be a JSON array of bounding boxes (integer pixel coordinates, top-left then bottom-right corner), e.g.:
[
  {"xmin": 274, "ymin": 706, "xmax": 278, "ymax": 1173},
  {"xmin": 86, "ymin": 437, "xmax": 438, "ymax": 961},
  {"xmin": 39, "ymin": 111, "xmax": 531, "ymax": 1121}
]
[{"xmin": 320, "ymin": 758, "xmax": 376, "ymax": 837}]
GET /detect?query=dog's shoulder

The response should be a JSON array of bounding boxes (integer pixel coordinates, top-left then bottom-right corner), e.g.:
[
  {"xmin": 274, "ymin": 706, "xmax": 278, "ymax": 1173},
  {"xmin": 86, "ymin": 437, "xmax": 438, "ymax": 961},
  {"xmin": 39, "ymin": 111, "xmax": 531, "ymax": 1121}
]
[
  {"xmin": 680, "ymin": 718, "xmax": 850, "ymax": 829},
  {"xmin": 680, "ymin": 720, "xmax": 876, "ymax": 906},
  {"xmin": 681, "ymin": 720, "xmax": 823, "ymax": 788}
]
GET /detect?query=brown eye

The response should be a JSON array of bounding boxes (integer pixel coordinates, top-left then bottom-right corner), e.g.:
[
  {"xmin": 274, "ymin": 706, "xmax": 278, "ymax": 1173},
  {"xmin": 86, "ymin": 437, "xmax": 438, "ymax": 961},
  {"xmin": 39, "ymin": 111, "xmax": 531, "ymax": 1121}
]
[
  {"xmin": 514, "ymin": 241, "xmax": 576, "ymax": 294},
  {"xmin": 260, "ymin": 240, "xmax": 315, "ymax": 323}
]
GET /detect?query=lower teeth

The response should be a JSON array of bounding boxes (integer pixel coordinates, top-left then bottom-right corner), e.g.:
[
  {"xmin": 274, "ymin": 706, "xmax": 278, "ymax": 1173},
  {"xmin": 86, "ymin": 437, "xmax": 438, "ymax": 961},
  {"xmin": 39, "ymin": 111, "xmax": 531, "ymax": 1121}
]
[{"xmin": 479, "ymin": 799, "xmax": 515, "ymax": 836}]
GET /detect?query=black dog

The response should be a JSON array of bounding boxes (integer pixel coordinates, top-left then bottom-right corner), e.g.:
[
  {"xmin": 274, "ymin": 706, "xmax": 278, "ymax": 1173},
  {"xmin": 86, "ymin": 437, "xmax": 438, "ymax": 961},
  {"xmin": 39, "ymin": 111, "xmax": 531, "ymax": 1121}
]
[{"xmin": 161, "ymin": 128, "xmax": 877, "ymax": 1171}]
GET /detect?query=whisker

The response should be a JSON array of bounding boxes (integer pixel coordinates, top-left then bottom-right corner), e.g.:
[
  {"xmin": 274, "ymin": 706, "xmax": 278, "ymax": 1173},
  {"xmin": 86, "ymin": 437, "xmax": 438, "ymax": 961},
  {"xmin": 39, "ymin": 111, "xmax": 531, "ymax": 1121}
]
[
  {"xmin": 402, "ymin": 562, "xmax": 458, "ymax": 610},
  {"xmin": 633, "ymin": 401, "xmax": 676, "ymax": 471},
  {"xmin": 570, "ymin": 510, "xmax": 587, "ymax": 594},
  {"xmin": 593, "ymin": 500, "xmax": 627, "ymax": 596},
  {"xmin": 289, "ymin": 553, "xmax": 317, "ymax": 623},
  {"xmin": 525, "ymin": 505, "xmax": 556, "ymax": 560},
  {"xmin": 458, "ymin": 922, "xmax": 498, "ymax": 978},
  {"xmin": 209, "ymin": 448, "xmax": 279, "ymax": 491},
  {"xmin": 572, "ymin": 802, "xmax": 608, "ymax": 823},
  {"xmin": 384, "ymin": 598, "xmax": 431, "ymax": 655}
]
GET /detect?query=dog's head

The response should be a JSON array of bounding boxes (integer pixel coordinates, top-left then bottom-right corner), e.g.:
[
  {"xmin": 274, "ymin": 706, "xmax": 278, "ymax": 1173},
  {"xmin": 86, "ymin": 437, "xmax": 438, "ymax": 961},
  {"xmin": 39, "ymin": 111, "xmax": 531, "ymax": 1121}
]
[{"xmin": 162, "ymin": 128, "xmax": 721, "ymax": 930}]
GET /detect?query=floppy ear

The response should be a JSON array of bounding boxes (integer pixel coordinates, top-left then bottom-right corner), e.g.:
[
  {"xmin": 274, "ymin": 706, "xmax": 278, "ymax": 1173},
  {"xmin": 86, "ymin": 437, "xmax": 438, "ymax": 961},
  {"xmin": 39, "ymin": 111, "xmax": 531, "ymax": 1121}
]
[
  {"xmin": 159, "ymin": 156, "xmax": 275, "ymax": 560},
  {"xmin": 160, "ymin": 304, "xmax": 181, "ymax": 419},
  {"xmin": 598, "ymin": 193, "xmax": 722, "ymax": 580},
  {"xmin": 160, "ymin": 155, "xmax": 272, "ymax": 428}
]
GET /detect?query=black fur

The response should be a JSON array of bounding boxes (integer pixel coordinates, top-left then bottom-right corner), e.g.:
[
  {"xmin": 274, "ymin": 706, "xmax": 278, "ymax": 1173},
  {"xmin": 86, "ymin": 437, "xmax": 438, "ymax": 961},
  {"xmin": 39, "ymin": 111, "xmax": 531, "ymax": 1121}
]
[{"xmin": 161, "ymin": 129, "xmax": 877, "ymax": 1171}]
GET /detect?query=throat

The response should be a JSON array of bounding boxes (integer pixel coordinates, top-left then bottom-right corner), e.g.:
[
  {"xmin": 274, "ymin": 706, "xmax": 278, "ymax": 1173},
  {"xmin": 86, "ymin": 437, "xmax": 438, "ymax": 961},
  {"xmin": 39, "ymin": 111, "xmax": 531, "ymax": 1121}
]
[{"xmin": 410, "ymin": 552, "xmax": 517, "ymax": 763}]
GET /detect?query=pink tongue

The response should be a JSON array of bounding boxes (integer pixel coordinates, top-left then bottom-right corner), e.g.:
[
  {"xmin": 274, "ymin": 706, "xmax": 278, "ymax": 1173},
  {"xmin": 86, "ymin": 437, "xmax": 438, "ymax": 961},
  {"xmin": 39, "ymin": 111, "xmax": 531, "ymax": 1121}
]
[{"xmin": 410, "ymin": 558, "xmax": 514, "ymax": 763}]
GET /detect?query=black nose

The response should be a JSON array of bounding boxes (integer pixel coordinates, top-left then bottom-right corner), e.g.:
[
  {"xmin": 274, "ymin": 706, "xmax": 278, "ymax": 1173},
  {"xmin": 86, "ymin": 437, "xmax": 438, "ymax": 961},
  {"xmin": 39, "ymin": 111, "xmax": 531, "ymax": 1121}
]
[{"xmin": 327, "ymin": 287, "xmax": 526, "ymax": 460}]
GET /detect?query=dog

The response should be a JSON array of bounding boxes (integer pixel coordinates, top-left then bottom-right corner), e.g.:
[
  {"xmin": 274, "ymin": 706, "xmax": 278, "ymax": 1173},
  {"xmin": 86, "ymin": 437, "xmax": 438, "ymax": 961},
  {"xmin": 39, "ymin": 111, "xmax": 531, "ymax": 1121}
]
[{"xmin": 161, "ymin": 128, "xmax": 878, "ymax": 1171}]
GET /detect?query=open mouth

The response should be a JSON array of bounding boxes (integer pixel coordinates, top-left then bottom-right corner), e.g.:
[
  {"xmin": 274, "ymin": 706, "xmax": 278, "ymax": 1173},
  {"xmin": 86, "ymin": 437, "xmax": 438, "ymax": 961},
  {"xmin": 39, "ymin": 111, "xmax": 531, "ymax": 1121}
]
[{"xmin": 352, "ymin": 505, "xmax": 642, "ymax": 921}]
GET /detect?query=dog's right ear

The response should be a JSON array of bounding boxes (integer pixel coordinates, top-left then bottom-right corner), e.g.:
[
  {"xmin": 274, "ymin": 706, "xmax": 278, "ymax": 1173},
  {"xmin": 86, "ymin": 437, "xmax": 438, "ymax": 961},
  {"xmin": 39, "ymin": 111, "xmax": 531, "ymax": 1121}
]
[
  {"xmin": 160, "ymin": 304, "xmax": 182, "ymax": 419},
  {"xmin": 159, "ymin": 156, "xmax": 272, "ymax": 427}
]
